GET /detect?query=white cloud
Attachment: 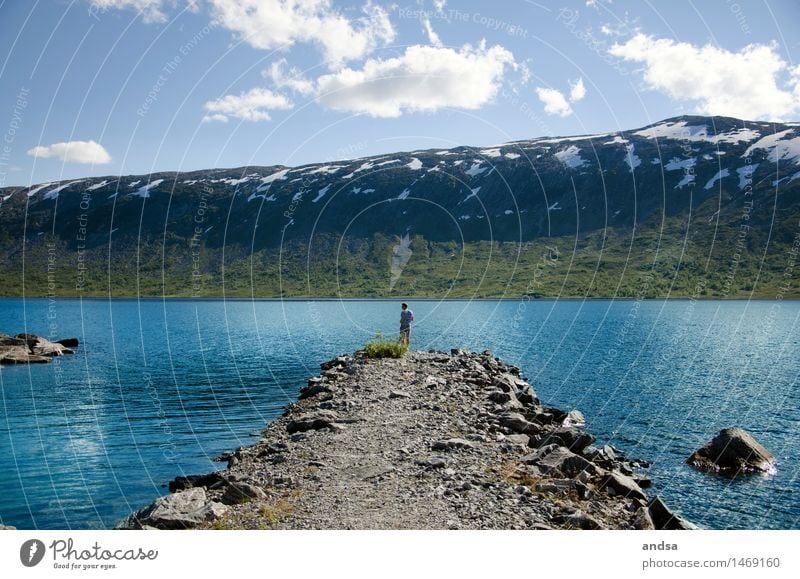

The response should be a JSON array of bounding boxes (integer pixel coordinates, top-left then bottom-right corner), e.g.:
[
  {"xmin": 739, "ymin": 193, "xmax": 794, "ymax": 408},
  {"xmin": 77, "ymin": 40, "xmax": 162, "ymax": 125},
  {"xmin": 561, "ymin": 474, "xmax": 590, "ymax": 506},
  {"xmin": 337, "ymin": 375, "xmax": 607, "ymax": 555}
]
[
  {"xmin": 88, "ymin": 0, "xmax": 183, "ymax": 23},
  {"xmin": 315, "ymin": 43, "xmax": 515, "ymax": 117},
  {"xmin": 421, "ymin": 15, "xmax": 442, "ymax": 47},
  {"xmin": 536, "ymin": 87, "xmax": 573, "ymax": 117},
  {"xmin": 609, "ymin": 34, "xmax": 800, "ymax": 121},
  {"xmin": 264, "ymin": 59, "xmax": 316, "ymax": 95},
  {"xmin": 569, "ymin": 77, "xmax": 586, "ymax": 101},
  {"xmin": 208, "ymin": 0, "xmax": 395, "ymax": 66},
  {"xmin": 433, "ymin": 0, "xmax": 446, "ymax": 12},
  {"xmin": 27, "ymin": 140, "xmax": 112, "ymax": 164},
  {"xmin": 202, "ymin": 87, "xmax": 293, "ymax": 122}
]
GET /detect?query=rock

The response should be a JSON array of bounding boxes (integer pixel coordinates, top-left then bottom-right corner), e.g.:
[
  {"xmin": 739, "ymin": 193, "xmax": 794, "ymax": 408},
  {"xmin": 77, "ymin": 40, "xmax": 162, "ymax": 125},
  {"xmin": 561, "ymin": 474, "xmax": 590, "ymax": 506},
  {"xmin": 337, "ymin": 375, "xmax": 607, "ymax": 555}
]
[
  {"xmin": 389, "ymin": 390, "xmax": 412, "ymax": 399},
  {"xmin": 499, "ymin": 412, "xmax": 540, "ymax": 435},
  {"xmin": 299, "ymin": 383, "xmax": 331, "ymax": 399},
  {"xmin": 55, "ymin": 337, "xmax": 80, "ymax": 347},
  {"xmin": 521, "ymin": 443, "xmax": 561, "ymax": 464},
  {"xmin": 286, "ymin": 411, "xmax": 339, "ymax": 434},
  {"xmin": 431, "ymin": 438, "xmax": 475, "ymax": 451},
  {"xmin": 562, "ymin": 410, "xmax": 585, "ymax": 427},
  {"xmin": 0, "ymin": 524, "xmax": 17, "ymax": 530},
  {"xmin": 0, "ymin": 345, "xmax": 46, "ymax": 364},
  {"xmin": 168, "ymin": 472, "xmax": 226, "ymax": 493},
  {"xmin": 515, "ymin": 384, "xmax": 539, "ymax": 406},
  {"xmin": 598, "ymin": 472, "xmax": 646, "ymax": 501},
  {"xmin": 416, "ymin": 457, "xmax": 447, "ymax": 469},
  {"xmin": 16, "ymin": 334, "xmax": 73, "ymax": 356},
  {"xmin": 504, "ymin": 434, "xmax": 530, "ymax": 446},
  {"xmin": 533, "ymin": 427, "xmax": 595, "ymax": 453},
  {"xmin": 488, "ymin": 391, "xmax": 519, "ymax": 407},
  {"xmin": 647, "ymin": 496, "xmax": 697, "ymax": 530},
  {"xmin": 119, "ymin": 488, "xmax": 227, "ymax": 529},
  {"xmin": 558, "ymin": 510, "xmax": 604, "ymax": 530},
  {"xmin": 533, "ymin": 446, "xmax": 595, "ymax": 478},
  {"xmin": 0, "ymin": 333, "xmax": 26, "ymax": 346},
  {"xmin": 221, "ymin": 482, "xmax": 268, "ymax": 505},
  {"xmin": 687, "ymin": 428, "xmax": 775, "ymax": 475},
  {"xmin": 632, "ymin": 507, "xmax": 656, "ymax": 530}
]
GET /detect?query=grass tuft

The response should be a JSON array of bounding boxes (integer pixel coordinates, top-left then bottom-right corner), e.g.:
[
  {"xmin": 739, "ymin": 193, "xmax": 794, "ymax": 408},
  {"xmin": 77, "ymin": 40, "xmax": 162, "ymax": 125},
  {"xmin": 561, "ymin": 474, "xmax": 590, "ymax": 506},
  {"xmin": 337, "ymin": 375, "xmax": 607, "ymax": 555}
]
[{"xmin": 361, "ymin": 333, "xmax": 408, "ymax": 359}]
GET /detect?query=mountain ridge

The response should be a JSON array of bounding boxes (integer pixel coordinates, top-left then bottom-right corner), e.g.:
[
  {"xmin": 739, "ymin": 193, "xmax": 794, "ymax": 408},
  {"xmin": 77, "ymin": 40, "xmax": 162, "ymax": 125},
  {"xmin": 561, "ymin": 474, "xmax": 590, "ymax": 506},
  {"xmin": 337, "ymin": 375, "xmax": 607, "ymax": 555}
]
[{"xmin": 1, "ymin": 115, "xmax": 799, "ymax": 298}]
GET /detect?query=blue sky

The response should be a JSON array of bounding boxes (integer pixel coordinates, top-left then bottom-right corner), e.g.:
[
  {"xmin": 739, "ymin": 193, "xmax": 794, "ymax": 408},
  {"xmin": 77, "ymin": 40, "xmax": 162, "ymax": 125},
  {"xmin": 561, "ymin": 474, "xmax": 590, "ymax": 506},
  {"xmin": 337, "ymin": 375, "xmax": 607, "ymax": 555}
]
[{"xmin": 1, "ymin": 0, "xmax": 799, "ymax": 187}]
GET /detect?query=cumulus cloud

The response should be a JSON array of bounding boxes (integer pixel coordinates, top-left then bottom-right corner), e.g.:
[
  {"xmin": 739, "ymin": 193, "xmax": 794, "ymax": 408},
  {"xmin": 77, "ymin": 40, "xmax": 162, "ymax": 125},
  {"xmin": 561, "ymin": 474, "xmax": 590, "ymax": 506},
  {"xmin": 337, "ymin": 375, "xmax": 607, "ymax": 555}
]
[
  {"xmin": 202, "ymin": 87, "xmax": 293, "ymax": 122},
  {"xmin": 569, "ymin": 77, "xmax": 586, "ymax": 101},
  {"xmin": 536, "ymin": 77, "xmax": 586, "ymax": 117},
  {"xmin": 264, "ymin": 59, "xmax": 316, "ymax": 95},
  {"xmin": 315, "ymin": 43, "xmax": 515, "ymax": 117},
  {"xmin": 535, "ymin": 87, "xmax": 573, "ymax": 117},
  {"xmin": 208, "ymin": 0, "xmax": 395, "ymax": 66},
  {"xmin": 27, "ymin": 140, "xmax": 112, "ymax": 164},
  {"xmin": 609, "ymin": 34, "xmax": 800, "ymax": 121}
]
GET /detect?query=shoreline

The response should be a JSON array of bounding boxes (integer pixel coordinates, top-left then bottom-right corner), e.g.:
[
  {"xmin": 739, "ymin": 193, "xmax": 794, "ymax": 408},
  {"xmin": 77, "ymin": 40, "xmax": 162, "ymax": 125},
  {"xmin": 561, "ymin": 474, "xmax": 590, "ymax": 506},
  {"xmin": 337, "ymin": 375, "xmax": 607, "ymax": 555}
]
[
  {"xmin": 118, "ymin": 349, "xmax": 695, "ymax": 531},
  {"xmin": 1, "ymin": 296, "xmax": 797, "ymax": 302}
]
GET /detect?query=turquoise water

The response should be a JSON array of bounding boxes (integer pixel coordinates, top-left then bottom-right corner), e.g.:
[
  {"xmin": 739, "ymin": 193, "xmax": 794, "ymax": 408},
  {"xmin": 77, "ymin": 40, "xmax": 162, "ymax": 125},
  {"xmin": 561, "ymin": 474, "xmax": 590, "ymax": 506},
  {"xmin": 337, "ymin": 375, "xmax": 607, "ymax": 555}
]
[{"xmin": 0, "ymin": 298, "xmax": 797, "ymax": 529}]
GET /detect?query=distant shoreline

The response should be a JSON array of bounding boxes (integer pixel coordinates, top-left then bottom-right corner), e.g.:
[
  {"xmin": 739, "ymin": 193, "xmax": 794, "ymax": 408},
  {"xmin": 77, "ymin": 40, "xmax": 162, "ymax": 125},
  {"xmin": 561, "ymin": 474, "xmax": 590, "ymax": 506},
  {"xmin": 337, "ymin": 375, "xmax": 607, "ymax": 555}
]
[{"xmin": 1, "ymin": 296, "xmax": 797, "ymax": 302}]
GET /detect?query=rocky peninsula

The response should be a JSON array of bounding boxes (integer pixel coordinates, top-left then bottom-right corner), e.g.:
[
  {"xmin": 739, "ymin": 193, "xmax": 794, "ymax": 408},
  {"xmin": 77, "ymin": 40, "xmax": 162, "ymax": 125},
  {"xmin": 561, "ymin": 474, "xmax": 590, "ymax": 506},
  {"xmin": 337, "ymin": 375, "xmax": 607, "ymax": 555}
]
[{"xmin": 119, "ymin": 349, "xmax": 696, "ymax": 530}]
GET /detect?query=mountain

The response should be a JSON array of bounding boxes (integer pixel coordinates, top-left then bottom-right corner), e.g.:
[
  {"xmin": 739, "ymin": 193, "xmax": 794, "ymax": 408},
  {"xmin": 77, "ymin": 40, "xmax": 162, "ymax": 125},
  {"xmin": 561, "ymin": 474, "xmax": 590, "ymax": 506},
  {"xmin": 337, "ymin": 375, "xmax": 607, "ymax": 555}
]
[{"xmin": 2, "ymin": 115, "xmax": 799, "ymax": 298}]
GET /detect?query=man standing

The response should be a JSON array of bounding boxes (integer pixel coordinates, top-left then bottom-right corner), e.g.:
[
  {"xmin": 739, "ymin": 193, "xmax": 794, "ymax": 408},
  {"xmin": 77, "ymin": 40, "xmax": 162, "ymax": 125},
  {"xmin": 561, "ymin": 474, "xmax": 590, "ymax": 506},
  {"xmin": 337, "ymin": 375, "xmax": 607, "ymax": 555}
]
[{"xmin": 399, "ymin": 303, "xmax": 414, "ymax": 346}]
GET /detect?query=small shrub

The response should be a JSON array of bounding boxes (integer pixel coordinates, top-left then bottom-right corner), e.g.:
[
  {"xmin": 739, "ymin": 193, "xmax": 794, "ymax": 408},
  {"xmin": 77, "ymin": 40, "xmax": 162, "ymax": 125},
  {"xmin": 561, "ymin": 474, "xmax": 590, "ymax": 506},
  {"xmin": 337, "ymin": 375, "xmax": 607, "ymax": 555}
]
[{"xmin": 361, "ymin": 333, "xmax": 407, "ymax": 359}]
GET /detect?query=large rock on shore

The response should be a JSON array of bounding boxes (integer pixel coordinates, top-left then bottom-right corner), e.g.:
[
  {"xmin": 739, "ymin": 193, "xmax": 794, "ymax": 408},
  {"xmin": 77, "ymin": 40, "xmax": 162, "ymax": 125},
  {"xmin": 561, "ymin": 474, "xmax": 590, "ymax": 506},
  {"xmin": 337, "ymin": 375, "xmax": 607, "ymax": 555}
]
[
  {"xmin": 117, "ymin": 488, "xmax": 227, "ymax": 529},
  {"xmin": 687, "ymin": 428, "xmax": 775, "ymax": 475},
  {"xmin": 0, "ymin": 332, "xmax": 79, "ymax": 365}
]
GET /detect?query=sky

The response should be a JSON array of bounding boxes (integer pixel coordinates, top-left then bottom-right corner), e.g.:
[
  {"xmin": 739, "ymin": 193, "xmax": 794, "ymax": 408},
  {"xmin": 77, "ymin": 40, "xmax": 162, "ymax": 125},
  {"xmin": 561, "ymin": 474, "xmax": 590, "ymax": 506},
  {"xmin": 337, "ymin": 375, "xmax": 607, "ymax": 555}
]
[{"xmin": 1, "ymin": 0, "xmax": 799, "ymax": 187}]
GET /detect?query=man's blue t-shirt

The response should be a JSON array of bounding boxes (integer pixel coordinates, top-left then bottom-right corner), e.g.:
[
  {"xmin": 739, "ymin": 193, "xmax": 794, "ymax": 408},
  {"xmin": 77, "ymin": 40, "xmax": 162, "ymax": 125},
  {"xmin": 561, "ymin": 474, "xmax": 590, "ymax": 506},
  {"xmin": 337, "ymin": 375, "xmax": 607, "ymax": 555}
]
[{"xmin": 400, "ymin": 309, "xmax": 413, "ymax": 329}]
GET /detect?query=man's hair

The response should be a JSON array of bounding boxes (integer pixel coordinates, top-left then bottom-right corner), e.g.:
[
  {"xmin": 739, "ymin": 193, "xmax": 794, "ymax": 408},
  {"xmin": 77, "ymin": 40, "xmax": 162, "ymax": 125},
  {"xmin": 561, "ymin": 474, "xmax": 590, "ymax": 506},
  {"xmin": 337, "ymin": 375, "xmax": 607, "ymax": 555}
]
[{"xmin": 401, "ymin": 303, "xmax": 408, "ymax": 309}]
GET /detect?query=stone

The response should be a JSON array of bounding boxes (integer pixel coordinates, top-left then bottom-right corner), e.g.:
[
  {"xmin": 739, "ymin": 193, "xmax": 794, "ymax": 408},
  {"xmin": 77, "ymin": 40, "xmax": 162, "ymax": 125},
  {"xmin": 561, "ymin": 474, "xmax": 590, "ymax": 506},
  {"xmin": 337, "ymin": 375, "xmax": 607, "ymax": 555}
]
[
  {"xmin": 515, "ymin": 384, "xmax": 539, "ymax": 406},
  {"xmin": 0, "ymin": 524, "xmax": 17, "ymax": 530},
  {"xmin": 632, "ymin": 506, "xmax": 656, "ymax": 530},
  {"xmin": 687, "ymin": 428, "xmax": 775, "ymax": 475},
  {"xmin": 558, "ymin": 510, "xmax": 604, "ymax": 530},
  {"xmin": 504, "ymin": 434, "xmax": 530, "ymax": 446},
  {"xmin": 0, "ymin": 345, "xmax": 51, "ymax": 364},
  {"xmin": 562, "ymin": 410, "xmax": 585, "ymax": 427},
  {"xmin": 647, "ymin": 496, "xmax": 697, "ymax": 530},
  {"xmin": 534, "ymin": 427, "xmax": 595, "ymax": 453},
  {"xmin": 299, "ymin": 383, "xmax": 331, "ymax": 399},
  {"xmin": 534, "ymin": 446, "xmax": 595, "ymax": 478},
  {"xmin": 120, "ymin": 488, "xmax": 227, "ymax": 529},
  {"xmin": 521, "ymin": 443, "xmax": 561, "ymax": 464},
  {"xmin": 389, "ymin": 390, "xmax": 412, "ymax": 399},
  {"xmin": 416, "ymin": 457, "xmax": 447, "ymax": 469},
  {"xmin": 168, "ymin": 472, "xmax": 226, "ymax": 493},
  {"xmin": 599, "ymin": 472, "xmax": 646, "ymax": 501},
  {"xmin": 16, "ymin": 334, "xmax": 73, "ymax": 356},
  {"xmin": 431, "ymin": 438, "xmax": 475, "ymax": 451},
  {"xmin": 499, "ymin": 412, "xmax": 540, "ymax": 435},
  {"xmin": 55, "ymin": 338, "xmax": 80, "ymax": 347},
  {"xmin": 221, "ymin": 482, "xmax": 268, "ymax": 505},
  {"xmin": 286, "ymin": 410, "xmax": 339, "ymax": 433}
]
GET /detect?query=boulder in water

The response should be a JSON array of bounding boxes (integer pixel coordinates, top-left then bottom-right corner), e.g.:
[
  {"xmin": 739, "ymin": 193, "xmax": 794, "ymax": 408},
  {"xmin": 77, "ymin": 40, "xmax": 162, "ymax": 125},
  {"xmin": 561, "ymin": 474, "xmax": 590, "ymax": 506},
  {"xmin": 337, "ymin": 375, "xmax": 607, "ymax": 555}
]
[{"xmin": 687, "ymin": 428, "xmax": 775, "ymax": 475}]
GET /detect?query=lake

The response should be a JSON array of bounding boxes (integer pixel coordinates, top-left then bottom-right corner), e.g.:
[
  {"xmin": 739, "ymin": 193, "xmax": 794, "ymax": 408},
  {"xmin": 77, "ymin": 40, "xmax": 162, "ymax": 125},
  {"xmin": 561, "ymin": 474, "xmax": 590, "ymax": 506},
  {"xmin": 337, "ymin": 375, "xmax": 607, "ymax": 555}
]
[{"xmin": 0, "ymin": 298, "xmax": 797, "ymax": 529}]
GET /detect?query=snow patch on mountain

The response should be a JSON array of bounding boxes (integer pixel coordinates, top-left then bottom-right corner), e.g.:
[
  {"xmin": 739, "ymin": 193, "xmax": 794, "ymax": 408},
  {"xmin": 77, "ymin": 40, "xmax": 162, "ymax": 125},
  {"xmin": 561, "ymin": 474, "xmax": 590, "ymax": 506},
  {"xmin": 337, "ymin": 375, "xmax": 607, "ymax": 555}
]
[
  {"xmin": 634, "ymin": 121, "xmax": 760, "ymax": 144},
  {"xmin": 397, "ymin": 188, "xmax": 411, "ymax": 200},
  {"xmin": 504, "ymin": 152, "xmax": 521, "ymax": 159},
  {"xmin": 604, "ymin": 135, "xmax": 629, "ymax": 145},
  {"xmin": 461, "ymin": 187, "xmax": 481, "ymax": 204},
  {"xmin": 480, "ymin": 148, "xmax": 502, "ymax": 158},
  {"xmin": 87, "ymin": 180, "xmax": 111, "ymax": 191},
  {"xmin": 43, "ymin": 180, "xmax": 83, "ymax": 200},
  {"xmin": 406, "ymin": 158, "xmax": 423, "ymax": 170},
  {"xmin": 26, "ymin": 182, "xmax": 53, "ymax": 197},
  {"xmin": 743, "ymin": 130, "xmax": 800, "ymax": 165},
  {"xmin": 312, "ymin": 185, "xmax": 331, "ymax": 203},
  {"xmin": 309, "ymin": 165, "xmax": 345, "ymax": 175},
  {"xmin": 665, "ymin": 157, "xmax": 696, "ymax": 171},
  {"xmin": 555, "ymin": 146, "xmax": 587, "ymax": 169},
  {"xmin": 132, "ymin": 179, "xmax": 164, "ymax": 198},
  {"xmin": 704, "ymin": 169, "xmax": 730, "ymax": 190},
  {"xmin": 464, "ymin": 162, "xmax": 487, "ymax": 178},
  {"xmin": 737, "ymin": 164, "xmax": 759, "ymax": 189},
  {"xmin": 625, "ymin": 145, "xmax": 641, "ymax": 172}
]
